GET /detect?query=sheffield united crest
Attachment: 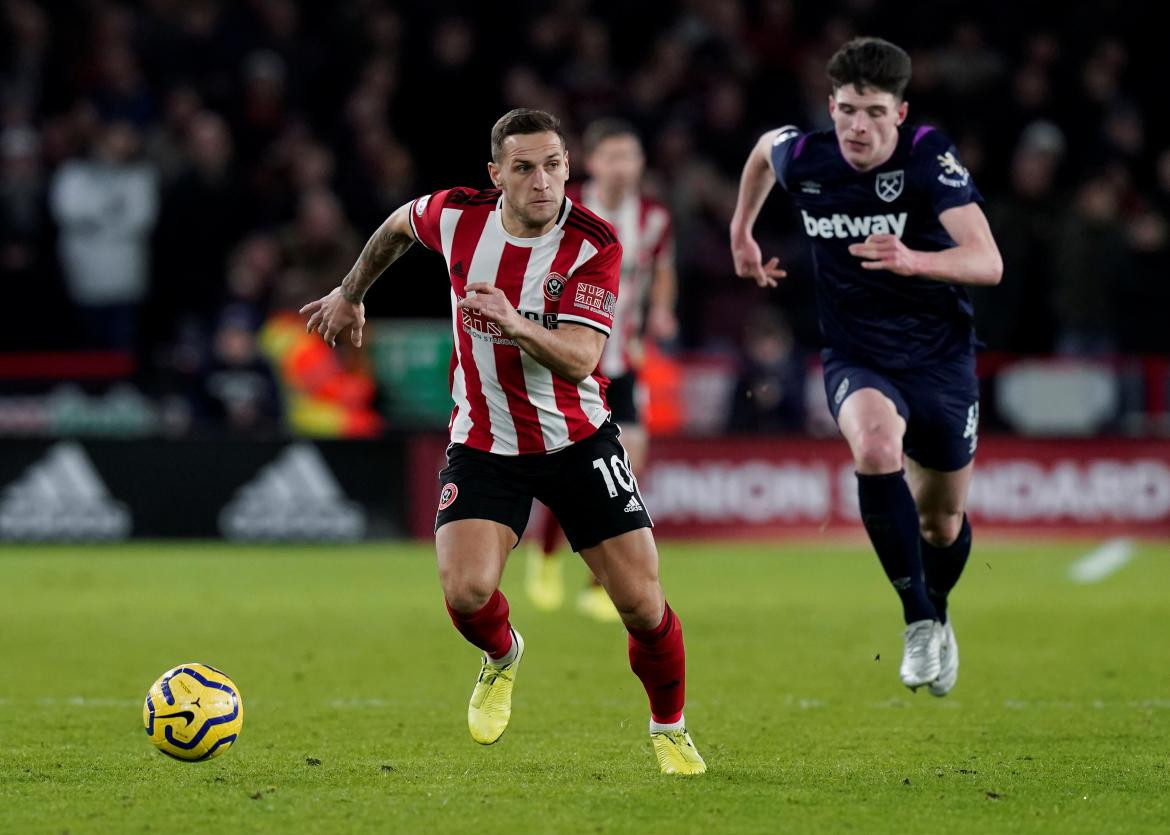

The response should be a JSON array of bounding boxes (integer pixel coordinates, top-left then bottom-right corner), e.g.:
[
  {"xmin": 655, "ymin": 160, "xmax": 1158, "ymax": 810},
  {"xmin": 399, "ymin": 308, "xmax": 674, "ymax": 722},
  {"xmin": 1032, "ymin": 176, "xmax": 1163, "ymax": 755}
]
[{"xmin": 874, "ymin": 170, "xmax": 904, "ymax": 202}]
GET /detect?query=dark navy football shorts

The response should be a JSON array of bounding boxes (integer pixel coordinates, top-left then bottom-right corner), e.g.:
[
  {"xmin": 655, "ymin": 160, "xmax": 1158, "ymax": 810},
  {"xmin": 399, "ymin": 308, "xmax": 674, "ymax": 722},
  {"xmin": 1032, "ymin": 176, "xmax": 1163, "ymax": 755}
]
[{"xmin": 822, "ymin": 350, "xmax": 980, "ymax": 472}]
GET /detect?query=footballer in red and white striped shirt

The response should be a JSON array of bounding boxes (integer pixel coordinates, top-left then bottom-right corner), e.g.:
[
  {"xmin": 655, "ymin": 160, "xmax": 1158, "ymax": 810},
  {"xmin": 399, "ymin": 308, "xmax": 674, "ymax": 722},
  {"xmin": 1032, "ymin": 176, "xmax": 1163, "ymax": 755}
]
[
  {"xmin": 299, "ymin": 108, "xmax": 705, "ymax": 776},
  {"xmin": 408, "ymin": 183, "xmax": 620, "ymax": 455}
]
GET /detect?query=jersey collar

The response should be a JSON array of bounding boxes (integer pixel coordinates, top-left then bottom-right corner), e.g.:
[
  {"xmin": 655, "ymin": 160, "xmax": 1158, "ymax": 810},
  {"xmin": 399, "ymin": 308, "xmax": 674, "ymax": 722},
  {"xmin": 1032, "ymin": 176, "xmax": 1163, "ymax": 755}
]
[{"xmin": 493, "ymin": 194, "xmax": 571, "ymax": 247}]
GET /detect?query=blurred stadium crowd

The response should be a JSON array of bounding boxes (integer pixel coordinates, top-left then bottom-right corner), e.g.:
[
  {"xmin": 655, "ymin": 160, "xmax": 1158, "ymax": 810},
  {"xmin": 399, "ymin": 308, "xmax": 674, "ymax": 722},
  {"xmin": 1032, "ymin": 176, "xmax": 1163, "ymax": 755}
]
[{"xmin": 2, "ymin": 0, "xmax": 1167, "ymax": 437}]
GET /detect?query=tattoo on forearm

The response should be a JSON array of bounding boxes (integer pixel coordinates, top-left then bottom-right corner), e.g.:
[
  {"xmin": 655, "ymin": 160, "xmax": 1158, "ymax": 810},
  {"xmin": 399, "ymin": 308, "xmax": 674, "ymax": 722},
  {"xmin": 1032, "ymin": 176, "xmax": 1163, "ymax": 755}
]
[{"xmin": 341, "ymin": 221, "xmax": 413, "ymax": 303}]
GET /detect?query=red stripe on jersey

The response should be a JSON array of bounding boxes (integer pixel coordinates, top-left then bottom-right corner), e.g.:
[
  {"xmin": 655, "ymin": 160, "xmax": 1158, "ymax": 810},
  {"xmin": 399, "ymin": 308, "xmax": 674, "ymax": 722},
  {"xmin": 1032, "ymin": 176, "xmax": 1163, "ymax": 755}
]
[
  {"xmin": 545, "ymin": 241, "xmax": 606, "ymax": 443},
  {"xmin": 492, "ymin": 243, "xmax": 545, "ymax": 454},
  {"xmin": 447, "ymin": 208, "xmax": 495, "ymax": 451}
]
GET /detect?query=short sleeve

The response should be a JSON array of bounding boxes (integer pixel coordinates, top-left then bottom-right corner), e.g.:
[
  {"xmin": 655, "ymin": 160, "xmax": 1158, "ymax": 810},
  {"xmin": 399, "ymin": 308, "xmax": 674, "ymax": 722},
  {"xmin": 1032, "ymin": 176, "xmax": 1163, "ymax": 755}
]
[
  {"xmin": 555, "ymin": 242, "xmax": 622, "ymax": 335},
  {"xmin": 407, "ymin": 189, "xmax": 451, "ymax": 251},
  {"xmin": 769, "ymin": 126, "xmax": 802, "ymax": 192},
  {"xmin": 912, "ymin": 130, "xmax": 984, "ymax": 215}
]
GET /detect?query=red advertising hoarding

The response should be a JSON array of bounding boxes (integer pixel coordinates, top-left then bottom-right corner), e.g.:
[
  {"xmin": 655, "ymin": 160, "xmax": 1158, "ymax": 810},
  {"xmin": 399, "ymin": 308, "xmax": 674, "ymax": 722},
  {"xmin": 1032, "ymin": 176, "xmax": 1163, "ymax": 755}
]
[{"xmin": 407, "ymin": 435, "xmax": 1170, "ymax": 539}]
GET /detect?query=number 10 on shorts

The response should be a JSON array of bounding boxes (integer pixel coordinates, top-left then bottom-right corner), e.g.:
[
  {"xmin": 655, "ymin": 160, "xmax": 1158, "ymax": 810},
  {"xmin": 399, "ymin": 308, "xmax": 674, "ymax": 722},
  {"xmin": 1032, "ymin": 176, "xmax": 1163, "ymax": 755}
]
[{"xmin": 592, "ymin": 455, "xmax": 637, "ymax": 498}]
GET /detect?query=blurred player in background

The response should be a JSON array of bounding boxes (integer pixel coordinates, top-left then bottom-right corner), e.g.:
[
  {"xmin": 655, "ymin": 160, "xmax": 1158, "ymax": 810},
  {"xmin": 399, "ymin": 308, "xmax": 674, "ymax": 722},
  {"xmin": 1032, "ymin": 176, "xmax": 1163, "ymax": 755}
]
[
  {"xmin": 300, "ymin": 108, "xmax": 704, "ymax": 775},
  {"xmin": 526, "ymin": 118, "xmax": 677, "ymax": 622},
  {"xmin": 730, "ymin": 38, "xmax": 1002, "ymax": 695}
]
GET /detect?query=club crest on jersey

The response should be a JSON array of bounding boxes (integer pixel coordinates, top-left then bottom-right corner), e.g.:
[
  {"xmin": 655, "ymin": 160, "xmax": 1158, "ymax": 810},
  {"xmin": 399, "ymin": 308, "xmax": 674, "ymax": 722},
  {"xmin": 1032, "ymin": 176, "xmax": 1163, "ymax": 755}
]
[
  {"xmin": 543, "ymin": 272, "xmax": 566, "ymax": 301},
  {"xmin": 438, "ymin": 483, "xmax": 458, "ymax": 510},
  {"xmin": 874, "ymin": 170, "xmax": 904, "ymax": 202}
]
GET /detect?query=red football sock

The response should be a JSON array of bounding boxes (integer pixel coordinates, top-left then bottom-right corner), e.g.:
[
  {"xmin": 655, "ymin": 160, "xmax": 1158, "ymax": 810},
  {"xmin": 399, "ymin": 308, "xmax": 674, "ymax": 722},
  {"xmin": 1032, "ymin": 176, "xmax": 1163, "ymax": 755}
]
[
  {"xmin": 538, "ymin": 506, "xmax": 562, "ymax": 556},
  {"xmin": 445, "ymin": 590, "xmax": 514, "ymax": 660},
  {"xmin": 626, "ymin": 603, "xmax": 686, "ymax": 725}
]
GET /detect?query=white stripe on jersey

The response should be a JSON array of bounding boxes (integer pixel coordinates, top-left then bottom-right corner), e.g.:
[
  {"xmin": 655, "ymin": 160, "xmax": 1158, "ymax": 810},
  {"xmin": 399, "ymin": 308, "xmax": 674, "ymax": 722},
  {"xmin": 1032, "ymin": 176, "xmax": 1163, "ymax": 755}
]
[
  {"xmin": 575, "ymin": 375, "xmax": 608, "ymax": 430},
  {"xmin": 464, "ymin": 220, "xmax": 519, "ymax": 454},
  {"xmin": 439, "ymin": 211, "xmax": 474, "ymax": 444},
  {"xmin": 448, "ymin": 288, "xmax": 473, "ymax": 443},
  {"xmin": 515, "ymin": 235, "xmax": 572, "ymax": 450},
  {"xmin": 568, "ymin": 238, "xmax": 599, "ymax": 275}
]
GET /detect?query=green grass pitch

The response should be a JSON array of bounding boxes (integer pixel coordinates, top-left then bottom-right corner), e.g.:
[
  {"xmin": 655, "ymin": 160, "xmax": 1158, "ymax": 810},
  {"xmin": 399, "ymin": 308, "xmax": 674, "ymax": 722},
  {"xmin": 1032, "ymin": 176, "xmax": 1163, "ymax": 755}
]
[{"xmin": 1, "ymin": 540, "xmax": 1167, "ymax": 834}]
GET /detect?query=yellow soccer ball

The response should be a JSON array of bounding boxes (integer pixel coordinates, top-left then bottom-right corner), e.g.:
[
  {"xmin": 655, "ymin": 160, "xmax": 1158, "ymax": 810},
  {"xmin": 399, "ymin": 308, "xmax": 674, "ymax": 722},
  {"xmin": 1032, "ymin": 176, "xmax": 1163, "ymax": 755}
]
[{"xmin": 143, "ymin": 663, "xmax": 244, "ymax": 761}]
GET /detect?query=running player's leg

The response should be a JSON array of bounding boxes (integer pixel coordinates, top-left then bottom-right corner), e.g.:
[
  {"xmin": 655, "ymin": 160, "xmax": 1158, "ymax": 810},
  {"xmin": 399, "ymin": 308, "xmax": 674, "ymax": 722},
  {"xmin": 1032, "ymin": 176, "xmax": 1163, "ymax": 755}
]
[
  {"xmin": 831, "ymin": 365, "xmax": 942, "ymax": 690},
  {"xmin": 579, "ymin": 529, "xmax": 704, "ymax": 775},
  {"xmin": 905, "ymin": 459, "xmax": 971, "ymax": 697},
  {"xmin": 541, "ymin": 421, "xmax": 704, "ymax": 775},
  {"xmin": 905, "ymin": 458, "xmax": 973, "ymax": 625},
  {"xmin": 897, "ymin": 353, "xmax": 980, "ymax": 695},
  {"xmin": 434, "ymin": 448, "xmax": 533, "ymax": 744},
  {"xmin": 837, "ymin": 388, "xmax": 937, "ymax": 626}
]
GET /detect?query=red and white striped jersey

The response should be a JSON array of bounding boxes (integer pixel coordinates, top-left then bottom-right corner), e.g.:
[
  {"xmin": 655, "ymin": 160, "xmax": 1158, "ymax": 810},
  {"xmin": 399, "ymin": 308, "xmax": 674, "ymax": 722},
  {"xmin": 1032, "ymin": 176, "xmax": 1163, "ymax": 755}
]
[
  {"xmin": 408, "ymin": 187, "xmax": 622, "ymax": 455},
  {"xmin": 569, "ymin": 182, "xmax": 673, "ymax": 378}
]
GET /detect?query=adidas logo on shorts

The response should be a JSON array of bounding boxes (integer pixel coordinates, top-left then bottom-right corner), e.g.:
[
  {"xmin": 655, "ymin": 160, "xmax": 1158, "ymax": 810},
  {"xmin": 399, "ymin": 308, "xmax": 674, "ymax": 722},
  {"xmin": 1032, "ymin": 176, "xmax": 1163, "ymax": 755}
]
[{"xmin": 623, "ymin": 496, "xmax": 643, "ymax": 513}]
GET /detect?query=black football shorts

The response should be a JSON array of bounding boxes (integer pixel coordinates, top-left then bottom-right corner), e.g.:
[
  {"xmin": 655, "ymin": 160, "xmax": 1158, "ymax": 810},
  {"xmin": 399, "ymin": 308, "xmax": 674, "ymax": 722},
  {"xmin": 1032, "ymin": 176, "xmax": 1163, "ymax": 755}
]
[
  {"xmin": 434, "ymin": 420, "xmax": 653, "ymax": 551},
  {"xmin": 605, "ymin": 371, "xmax": 645, "ymax": 426}
]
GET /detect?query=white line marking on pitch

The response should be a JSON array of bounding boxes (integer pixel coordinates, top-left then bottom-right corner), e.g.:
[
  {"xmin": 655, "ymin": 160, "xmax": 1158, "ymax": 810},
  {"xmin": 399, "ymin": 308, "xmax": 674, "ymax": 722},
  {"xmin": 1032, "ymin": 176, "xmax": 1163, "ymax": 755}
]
[{"xmin": 1068, "ymin": 538, "xmax": 1135, "ymax": 584}]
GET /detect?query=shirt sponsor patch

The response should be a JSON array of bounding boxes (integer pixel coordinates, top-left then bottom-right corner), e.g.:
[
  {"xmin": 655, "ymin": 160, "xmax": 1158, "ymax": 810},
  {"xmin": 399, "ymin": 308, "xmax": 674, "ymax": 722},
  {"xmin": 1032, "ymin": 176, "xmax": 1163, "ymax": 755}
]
[
  {"xmin": 936, "ymin": 151, "xmax": 970, "ymax": 187},
  {"xmin": 573, "ymin": 283, "xmax": 615, "ymax": 320}
]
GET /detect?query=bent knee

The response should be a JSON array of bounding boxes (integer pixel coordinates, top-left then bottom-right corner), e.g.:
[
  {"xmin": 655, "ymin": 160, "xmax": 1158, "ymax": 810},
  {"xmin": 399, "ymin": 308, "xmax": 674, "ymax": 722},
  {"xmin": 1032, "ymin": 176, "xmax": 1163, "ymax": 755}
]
[
  {"xmin": 853, "ymin": 433, "xmax": 903, "ymax": 474},
  {"xmin": 610, "ymin": 582, "xmax": 663, "ymax": 630},
  {"xmin": 920, "ymin": 511, "xmax": 964, "ymax": 547},
  {"xmin": 440, "ymin": 570, "xmax": 497, "ymax": 613}
]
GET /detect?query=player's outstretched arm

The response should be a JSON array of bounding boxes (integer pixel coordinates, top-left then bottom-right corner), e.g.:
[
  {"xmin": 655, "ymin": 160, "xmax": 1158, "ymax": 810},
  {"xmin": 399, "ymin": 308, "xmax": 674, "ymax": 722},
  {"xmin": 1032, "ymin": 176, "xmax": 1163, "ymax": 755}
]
[
  {"xmin": 730, "ymin": 130, "xmax": 788, "ymax": 288},
  {"xmin": 300, "ymin": 202, "xmax": 416, "ymax": 347},
  {"xmin": 458, "ymin": 283, "xmax": 605, "ymax": 383},
  {"xmin": 847, "ymin": 203, "xmax": 1003, "ymax": 286}
]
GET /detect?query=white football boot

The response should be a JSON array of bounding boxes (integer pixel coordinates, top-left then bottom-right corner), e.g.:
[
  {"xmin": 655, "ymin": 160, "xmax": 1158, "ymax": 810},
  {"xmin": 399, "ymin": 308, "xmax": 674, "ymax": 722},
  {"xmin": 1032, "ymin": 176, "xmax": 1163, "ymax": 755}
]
[
  {"xmin": 900, "ymin": 618, "xmax": 943, "ymax": 690},
  {"xmin": 928, "ymin": 619, "xmax": 959, "ymax": 697}
]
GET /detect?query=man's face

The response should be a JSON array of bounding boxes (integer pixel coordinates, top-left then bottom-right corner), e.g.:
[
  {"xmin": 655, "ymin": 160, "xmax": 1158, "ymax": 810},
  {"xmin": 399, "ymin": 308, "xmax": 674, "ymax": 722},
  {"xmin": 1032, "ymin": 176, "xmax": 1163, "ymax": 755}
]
[
  {"xmin": 829, "ymin": 85, "xmax": 907, "ymax": 171},
  {"xmin": 586, "ymin": 134, "xmax": 643, "ymax": 194},
  {"xmin": 489, "ymin": 131, "xmax": 569, "ymax": 230}
]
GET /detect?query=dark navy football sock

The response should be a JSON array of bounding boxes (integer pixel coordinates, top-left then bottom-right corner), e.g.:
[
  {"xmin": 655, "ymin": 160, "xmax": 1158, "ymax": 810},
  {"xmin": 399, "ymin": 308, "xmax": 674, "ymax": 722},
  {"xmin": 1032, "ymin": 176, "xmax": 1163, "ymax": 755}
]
[
  {"xmin": 857, "ymin": 471, "xmax": 936, "ymax": 624},
  {"xmin": 921, "ymin": 514, "xmax": 972, "ymax": 624}
]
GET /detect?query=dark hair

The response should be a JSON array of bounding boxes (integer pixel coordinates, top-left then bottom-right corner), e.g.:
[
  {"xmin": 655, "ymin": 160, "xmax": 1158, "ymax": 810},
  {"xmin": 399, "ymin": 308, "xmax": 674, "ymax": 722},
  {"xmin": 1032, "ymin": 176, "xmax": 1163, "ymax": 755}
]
[
  {"xmin": 826, "ymin": 37, "xmax": 912, "ymax": 99},
  {"xmin": 490, "ymin": 108, "xmax": 565, "ymax": 162},
  {"xmin": 582, "ymin": 117, "xmax": 640, "ymax": 155}
]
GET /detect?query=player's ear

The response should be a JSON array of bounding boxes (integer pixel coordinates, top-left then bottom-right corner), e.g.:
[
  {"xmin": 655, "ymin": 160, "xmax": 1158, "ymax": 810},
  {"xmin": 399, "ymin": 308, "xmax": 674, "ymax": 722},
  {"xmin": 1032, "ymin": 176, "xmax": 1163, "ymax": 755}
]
[
  {"xmin": 487, "ymin": 160, "xmax": 501, "ymax": 189},
  {"xmin": 827, "ymin": 94, "xmax": 836, "ymax": 116},
  {"xmin": 896, "ymin": 100, "xmax": 909, "ymax": 125}
]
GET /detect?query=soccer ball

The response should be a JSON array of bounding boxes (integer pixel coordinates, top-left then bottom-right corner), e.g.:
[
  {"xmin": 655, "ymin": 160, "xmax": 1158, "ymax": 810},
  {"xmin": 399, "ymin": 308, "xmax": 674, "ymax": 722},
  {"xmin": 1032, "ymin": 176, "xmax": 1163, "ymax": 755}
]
[{"xmin": 143, "ymin": 663, "xmax": 244, "ymax": 761}]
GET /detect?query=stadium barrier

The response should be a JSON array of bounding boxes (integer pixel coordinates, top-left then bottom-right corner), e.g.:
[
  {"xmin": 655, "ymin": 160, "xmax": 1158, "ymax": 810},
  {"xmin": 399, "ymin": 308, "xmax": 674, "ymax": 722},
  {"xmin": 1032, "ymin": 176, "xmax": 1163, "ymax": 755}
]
[
  {"xmin": 407, "ymin": 436, "xmax": 1170, "ymax": 539},
  {"xmin": 0, "ymin": 438, "xmax": 404, "ymax": 541},
  {"xmin": 3, "ymin": 435, "xmax": 1167, "ymax": 541}
]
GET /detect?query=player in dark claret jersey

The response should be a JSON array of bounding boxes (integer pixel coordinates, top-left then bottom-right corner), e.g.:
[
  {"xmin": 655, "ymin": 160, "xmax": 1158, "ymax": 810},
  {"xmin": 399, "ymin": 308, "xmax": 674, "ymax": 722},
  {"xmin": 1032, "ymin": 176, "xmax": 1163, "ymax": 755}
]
[{"xmin": 730, "ymin": 37, "xmax": 1003, "ymax": 695}]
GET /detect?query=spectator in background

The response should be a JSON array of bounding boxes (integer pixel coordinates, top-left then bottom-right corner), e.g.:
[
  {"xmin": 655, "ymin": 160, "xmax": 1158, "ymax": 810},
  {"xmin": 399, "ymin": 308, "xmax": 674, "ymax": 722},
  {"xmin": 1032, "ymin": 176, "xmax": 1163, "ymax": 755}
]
[
  {"xmin": 150, "ymin": 110, "xmax": 250, "ymax": 350},
  {"xmin": 727, "ymin": 307, "xmax": 805, "ymax": 433},
  {"xmin": 200, "ymin": 304, "xmax": 281, "ymax": 435},
  {"xmin": 49, "ymin": 119, "xmax": 158, "ymax": 351},
  {"xmin": 277, "ymin": 187, "xmax": 360, "ymax": 309},
  {"xmin": 1051, "ymin": 174, "xmax": 1130, "ymax": 356},
  {"xmin": 1, "ymin": 121, "xmax": 61, "ymax": 350},
  {"xmin": 977, "ymin": 120, "xmax": 1066, "ymax": 352}
]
